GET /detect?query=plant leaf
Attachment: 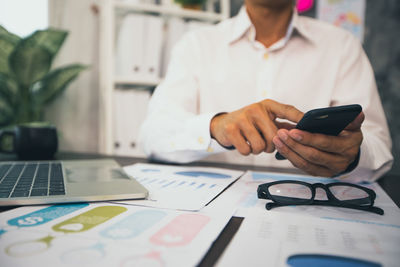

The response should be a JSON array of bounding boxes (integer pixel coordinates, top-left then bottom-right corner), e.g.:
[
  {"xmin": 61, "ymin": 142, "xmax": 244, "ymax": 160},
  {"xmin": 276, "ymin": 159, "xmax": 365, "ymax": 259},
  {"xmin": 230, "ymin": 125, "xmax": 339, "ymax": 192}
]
[
  {"xmin": 0, "ymin": 25, "xmax": 21, "ymax": 44},
  {"xmin": 31, "ymin": 64, "xmax": 87, "ymax": 105},
  {"xmin": 0, "ymin": 34, "xmax": 18, "ymax": 74},
  {"xmin": 0, "ymin": 73, "xmax": 21, "ymax": 127},
  {"xmin": 0, "ymin": 25, "xmax": 9, "ymax": 35},
  {"xmin": 0, "ymin": 25, "xmax": 21, "ymax": 74},
  {"xmin": 9, "ymin": 37, "xmax": 52, "ymax": 87},
  {"xmin": 0, "ymin": 73, "xmax": 19, "ymax": 107},
  {"xmin": 0, "ymin": 94, "xmax": 14, "ymax": 127},
  {"xmin": 28, "ymin": 28, "xmax": 68, "ymax": 58}
]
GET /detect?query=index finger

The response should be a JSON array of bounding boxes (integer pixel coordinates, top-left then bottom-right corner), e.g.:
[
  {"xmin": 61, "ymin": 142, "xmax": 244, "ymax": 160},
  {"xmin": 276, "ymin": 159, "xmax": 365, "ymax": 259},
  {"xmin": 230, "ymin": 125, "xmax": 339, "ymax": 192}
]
[
  {"xmin": 261, "ymin": 99, "xmax": 304, "ymax": 124},
  {"xmin": 345, "ymin": 112, "xmax": 365, "ymax": 131}
]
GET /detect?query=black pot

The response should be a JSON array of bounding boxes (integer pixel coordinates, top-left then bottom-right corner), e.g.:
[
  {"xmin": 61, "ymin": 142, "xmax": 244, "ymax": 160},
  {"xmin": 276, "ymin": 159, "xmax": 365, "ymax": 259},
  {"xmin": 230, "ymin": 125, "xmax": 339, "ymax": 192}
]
[{"xmin": 0, "ymin": 124, "xmax": 58, "ymax": 160}]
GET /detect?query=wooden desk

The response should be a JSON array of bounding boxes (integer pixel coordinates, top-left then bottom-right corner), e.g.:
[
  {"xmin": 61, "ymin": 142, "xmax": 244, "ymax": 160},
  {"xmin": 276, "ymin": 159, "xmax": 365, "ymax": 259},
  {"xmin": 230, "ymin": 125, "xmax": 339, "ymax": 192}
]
[{"xmin": 1, "ymin": 152, "xmax": 399, "ymax": 266}]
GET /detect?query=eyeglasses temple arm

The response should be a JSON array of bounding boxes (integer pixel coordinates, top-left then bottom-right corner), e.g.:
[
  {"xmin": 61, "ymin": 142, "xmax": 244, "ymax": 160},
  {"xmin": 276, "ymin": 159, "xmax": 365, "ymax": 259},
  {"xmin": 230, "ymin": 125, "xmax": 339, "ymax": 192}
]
[
  {"xmin": 265, "ymin": 202, "xmax": 384, "ymax": 215},
  {"xmin": 312, "ymin": 202, "xmax": 384, "ymax": 215}
]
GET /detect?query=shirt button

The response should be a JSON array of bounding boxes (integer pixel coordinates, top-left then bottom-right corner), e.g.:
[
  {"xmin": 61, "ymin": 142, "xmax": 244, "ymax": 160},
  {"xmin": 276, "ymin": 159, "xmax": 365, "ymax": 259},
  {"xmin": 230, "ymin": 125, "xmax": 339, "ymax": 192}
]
[
  {"xmin": 207, "ymin": 147, "xmax": 214, "ymax": 153},
  {"xmin": 263, "ymin": 52, "xmax": 269, "ymax": 60},
  {"xmin": 198, "ymin": 137, "xmax": 204, "ymax": 144}
]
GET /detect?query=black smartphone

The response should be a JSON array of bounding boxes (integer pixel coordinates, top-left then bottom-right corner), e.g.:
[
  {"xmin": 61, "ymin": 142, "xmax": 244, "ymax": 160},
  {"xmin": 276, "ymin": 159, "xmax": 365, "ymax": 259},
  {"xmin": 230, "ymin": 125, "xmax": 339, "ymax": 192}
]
[{"xmin": 275, "ymin": 104, "xmax": 362, "ymax": 160}]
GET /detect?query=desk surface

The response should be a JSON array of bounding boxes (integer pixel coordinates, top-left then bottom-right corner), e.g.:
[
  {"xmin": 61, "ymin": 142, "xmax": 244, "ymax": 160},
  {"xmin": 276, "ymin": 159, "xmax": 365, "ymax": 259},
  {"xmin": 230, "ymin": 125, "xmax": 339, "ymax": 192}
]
[{"xmin": 1, "ymin": 152, "xmax": 399, "ymax": 266}]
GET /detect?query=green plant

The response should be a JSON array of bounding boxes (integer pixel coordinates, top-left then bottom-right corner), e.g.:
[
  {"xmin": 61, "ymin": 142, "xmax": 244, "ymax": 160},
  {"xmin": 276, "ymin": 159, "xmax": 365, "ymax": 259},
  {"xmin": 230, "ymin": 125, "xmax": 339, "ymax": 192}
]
[
  {"xmin": 174, "ymin": 0, "xmax": 206, "ymax": 7},
  {"xmin": 0, "ymin": 25, "xmax": 87, "ymax": 128}
]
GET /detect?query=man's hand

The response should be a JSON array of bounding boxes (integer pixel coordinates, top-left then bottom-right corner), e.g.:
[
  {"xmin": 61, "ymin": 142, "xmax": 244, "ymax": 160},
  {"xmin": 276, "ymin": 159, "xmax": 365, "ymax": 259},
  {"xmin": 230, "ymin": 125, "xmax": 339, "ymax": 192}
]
[
  {"xmin": 273, "ymin": 112, "xmax": 365, "ymax": 177},
  {"xmin": 210, "ymin": 99, "xmax": 303, "ymax": 155}
]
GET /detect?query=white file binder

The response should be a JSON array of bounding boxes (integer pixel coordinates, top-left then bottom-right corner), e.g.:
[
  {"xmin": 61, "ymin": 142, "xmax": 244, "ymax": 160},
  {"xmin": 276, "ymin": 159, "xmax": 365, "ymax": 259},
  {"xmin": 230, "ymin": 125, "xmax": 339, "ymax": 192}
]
[
  {"xmin": 115, "ymin": 14, "xmax": 146, "ymax": 79},
  {"xmin": 113, "ymin": 88, "xmax": 151, "ymax": 156},
  {"xmin": 161, "ymin": 17, "xmax": 187, "ymax": 77},
  {"xmin": 142, "ymin": 15, "xmax": 164, "ymax": 80}
]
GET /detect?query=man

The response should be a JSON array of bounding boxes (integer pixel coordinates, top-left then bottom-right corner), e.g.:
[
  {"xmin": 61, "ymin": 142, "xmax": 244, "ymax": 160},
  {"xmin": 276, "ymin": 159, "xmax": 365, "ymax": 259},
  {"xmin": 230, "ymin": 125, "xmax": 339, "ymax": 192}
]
[{"xmin": 138, "ymin": 0, "xmax": 393, "ymax": 182}]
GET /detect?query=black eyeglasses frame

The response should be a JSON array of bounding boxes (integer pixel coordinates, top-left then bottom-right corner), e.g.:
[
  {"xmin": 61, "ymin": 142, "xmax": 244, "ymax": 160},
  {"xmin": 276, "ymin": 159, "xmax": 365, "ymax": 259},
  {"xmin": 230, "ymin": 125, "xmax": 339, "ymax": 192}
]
[{"xmin": 257, "ymin": 180, "xmax": 384, "ymax": 215}]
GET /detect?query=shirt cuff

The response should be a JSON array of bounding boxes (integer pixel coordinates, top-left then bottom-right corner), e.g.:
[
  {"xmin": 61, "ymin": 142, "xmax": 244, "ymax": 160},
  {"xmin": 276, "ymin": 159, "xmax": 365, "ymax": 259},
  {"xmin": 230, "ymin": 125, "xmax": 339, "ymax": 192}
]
[
  {"xmin": 336, "ymin": 133, "xmax": 392, "ymax": 183},
  {"xmin": 333, "ymin": 149, "xmax": 360, "ymax": 178},
  {"xmin": 188, "ymin": 111, "xmax": 236, "ymax": 154},
  {"xmin": 184, "ymin": 112, "xmax": 223, "ymax": 150}
]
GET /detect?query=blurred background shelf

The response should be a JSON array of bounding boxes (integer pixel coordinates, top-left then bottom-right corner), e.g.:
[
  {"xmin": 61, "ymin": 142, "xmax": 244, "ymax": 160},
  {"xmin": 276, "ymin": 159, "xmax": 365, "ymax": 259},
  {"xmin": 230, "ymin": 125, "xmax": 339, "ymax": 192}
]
[
  {"xmin": 46, "ymin": 0, "xmax": 230, "ymax": 157},
  {"xmin": 114, "ymin": 76, "xmax": 161, "ymax": 87},
  {"xmin": 114, "ymin": 1, "xmax": 226, "ymax": 22},
  {"xmin": 99, "ymin": 0, "xmax": 230, "ymax": 156}
]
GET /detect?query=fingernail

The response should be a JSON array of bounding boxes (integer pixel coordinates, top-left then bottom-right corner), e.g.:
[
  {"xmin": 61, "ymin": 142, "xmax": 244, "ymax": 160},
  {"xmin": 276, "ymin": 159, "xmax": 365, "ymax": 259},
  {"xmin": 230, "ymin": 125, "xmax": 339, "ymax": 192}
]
[
  {"xmin": 277, "ymin": 131, "xmax": 288, "ymax": 141},
  {"xmin": 289, "ymin": 131, "xmax": 302, "ymax": 141}
]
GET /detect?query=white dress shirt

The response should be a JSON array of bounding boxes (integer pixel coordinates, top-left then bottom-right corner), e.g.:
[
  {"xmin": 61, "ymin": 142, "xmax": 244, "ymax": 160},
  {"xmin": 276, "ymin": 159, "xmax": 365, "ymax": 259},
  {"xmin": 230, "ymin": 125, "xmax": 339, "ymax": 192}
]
[{"xmin": 138, "ymin": 7, "xmax": 393, "ymax": 182}]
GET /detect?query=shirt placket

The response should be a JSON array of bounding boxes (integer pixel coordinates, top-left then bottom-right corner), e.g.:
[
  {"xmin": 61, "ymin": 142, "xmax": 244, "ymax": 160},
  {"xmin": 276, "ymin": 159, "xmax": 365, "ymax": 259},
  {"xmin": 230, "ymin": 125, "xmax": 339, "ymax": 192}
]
[
  {"xmin": 247, "ymin": 25, "xmax": 275, "ymax": 102},
  {"xmin": 254, "ymin": 35, "xmax": 289, "ymax": 102},
  {"xmin": 251, "ymin": 39, "xmax": 272, "ymax": 101},
  {"xmin": 257, "ymin": 48, "xmax": 273, "ymax": 101}
]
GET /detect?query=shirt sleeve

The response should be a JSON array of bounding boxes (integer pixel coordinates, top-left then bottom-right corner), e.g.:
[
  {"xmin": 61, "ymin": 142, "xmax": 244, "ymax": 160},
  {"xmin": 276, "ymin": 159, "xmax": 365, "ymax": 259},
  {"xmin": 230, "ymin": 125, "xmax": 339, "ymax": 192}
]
[
  {"xmin": 330, "ymin": 33, "xmax": 393, "ymax": 182},
  {"xmin": 138, "ymin": 32, "xmax": 228, "ymax": 163}
]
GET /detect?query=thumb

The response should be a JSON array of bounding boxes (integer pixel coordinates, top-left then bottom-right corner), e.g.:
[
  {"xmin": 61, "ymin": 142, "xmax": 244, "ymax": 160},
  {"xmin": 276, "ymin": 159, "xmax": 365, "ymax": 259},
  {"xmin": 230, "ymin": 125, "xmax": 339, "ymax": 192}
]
[{"xmin": 345, "ymin": 112, "xmax": 365, "ymax": 131}]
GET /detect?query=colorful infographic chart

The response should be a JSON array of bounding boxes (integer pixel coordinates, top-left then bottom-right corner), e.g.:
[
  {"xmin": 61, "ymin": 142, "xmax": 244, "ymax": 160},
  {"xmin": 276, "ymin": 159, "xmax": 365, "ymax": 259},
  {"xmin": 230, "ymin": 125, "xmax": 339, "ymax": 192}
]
[
  {"xmin": 118, "ymin": 163, "xmax": 244, "ymax": 211},
  {"xmin": 0, "ymin": 203, "xmax": 231, "ymax": 267}
]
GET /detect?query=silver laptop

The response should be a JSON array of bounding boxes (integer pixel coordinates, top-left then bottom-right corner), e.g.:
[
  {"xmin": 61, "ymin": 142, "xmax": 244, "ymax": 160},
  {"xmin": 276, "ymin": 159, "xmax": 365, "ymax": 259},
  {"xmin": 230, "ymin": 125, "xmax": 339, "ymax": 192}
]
[{"xmin": 0, "ymin": 159, "xmax": 148, "ymax": 206}]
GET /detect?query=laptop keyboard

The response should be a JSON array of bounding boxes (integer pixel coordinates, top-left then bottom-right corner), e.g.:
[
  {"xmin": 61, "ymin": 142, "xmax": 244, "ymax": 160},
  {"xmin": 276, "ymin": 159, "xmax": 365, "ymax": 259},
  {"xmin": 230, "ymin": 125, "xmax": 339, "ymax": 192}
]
[{"xmin": 0, "ymin": 162, "xmax": 66, "ymax": 198}]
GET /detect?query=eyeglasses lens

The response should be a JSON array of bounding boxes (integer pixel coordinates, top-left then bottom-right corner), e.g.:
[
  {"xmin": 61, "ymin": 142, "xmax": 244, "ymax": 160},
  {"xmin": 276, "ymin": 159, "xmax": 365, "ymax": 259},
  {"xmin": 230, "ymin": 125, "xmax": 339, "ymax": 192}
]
[
  {"xmin": 329, "ymin": 185, "xmax": 371, "ymax": 206},
  {"xmin": 269, "ymin": 183, "xmax": 312, "ymax": 204}
]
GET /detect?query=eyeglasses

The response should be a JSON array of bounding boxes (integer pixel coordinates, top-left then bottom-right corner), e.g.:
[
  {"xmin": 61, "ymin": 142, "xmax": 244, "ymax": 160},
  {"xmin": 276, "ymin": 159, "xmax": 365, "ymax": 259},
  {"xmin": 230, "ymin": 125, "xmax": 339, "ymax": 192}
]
[{"xmin": 257, "ymin": 180, "xmax": 384, "ymax": 215}]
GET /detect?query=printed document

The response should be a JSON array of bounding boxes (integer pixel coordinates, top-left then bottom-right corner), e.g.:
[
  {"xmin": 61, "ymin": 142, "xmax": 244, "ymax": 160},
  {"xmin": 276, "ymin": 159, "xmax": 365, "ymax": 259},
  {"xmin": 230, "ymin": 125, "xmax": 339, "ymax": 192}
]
[
  {"xmin": 205, "ymin": 170, "xmax": 400, "ymax": 229},
  {"xmin": 117, "ymin": 163, "xmax": 244, "ymax": 211},
  {"xmin": 0, "ymin": 202, "xmax": 231, "ymax": 267},
  {"xmin": 218, "ymin": 209, "xmax": 400, "ymax": 267}
]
